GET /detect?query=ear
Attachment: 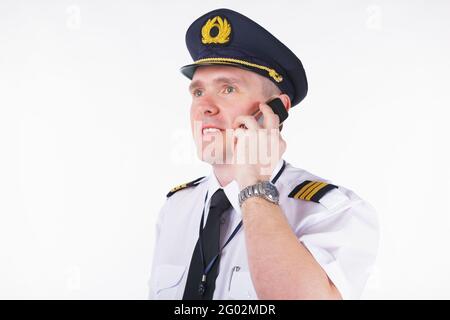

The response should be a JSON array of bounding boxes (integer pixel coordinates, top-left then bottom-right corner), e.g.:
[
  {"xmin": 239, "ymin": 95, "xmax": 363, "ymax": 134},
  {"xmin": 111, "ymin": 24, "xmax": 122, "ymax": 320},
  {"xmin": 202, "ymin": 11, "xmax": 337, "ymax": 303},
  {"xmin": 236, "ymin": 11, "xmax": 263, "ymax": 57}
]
[
  {"xmin": 279, "ymin": 93, "xmax": 291, "ymax": 112},
  {"xmin": 276, "ymin": 93, "xmax": 291, "ymax": 132}
]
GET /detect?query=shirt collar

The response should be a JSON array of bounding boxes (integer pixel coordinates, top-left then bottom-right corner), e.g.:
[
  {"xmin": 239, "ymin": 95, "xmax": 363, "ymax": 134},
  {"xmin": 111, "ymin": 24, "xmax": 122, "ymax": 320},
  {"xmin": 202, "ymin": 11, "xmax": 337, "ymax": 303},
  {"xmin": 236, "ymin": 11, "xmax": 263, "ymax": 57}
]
[{"xmin": 204, "ymin": 159, "xmax": 285, "ymax": 218}]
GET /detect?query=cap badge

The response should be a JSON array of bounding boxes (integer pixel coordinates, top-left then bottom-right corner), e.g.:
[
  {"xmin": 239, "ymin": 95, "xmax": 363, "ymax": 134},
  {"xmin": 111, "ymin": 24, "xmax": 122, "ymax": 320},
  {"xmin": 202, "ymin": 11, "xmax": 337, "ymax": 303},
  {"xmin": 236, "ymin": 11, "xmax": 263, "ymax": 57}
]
[{"xmin": 201, "ymin": 16, "xmax": 231, "ymax": 45}]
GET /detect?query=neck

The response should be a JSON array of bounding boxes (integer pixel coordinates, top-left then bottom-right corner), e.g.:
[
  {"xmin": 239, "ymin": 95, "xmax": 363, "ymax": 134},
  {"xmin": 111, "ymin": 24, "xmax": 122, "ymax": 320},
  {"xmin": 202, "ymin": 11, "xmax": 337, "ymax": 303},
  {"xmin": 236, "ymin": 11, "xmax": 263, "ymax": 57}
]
[{"xmin": 212, "ymin": 163, "xmax": 236, "ymax": 187}]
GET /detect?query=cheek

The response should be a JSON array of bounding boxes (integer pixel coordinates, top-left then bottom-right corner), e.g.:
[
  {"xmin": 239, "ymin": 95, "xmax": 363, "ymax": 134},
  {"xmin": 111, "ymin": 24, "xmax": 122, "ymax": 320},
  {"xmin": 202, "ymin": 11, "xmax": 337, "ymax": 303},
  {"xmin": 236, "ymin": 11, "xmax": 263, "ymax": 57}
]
[
  {"xmin": 190, "ymin": 102, "xmax": 204, "ymax": 122},
  {"xmin": 227, "ymin": 110, "xmax": 241, "ymax": 124},
  {"xmin": 227, "ymin": 101, "xmax": 260, "ymax": 124},
  {"xmin": 190, "ymin": 102, "xmax": 200, "ymax": 119}
]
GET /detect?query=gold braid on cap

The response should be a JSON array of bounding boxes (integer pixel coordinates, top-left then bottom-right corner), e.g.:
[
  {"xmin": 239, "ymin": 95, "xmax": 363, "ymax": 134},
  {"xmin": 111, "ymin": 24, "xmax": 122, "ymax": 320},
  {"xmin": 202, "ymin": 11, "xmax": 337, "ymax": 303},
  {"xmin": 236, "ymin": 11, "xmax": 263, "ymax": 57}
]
[{"xmin": 194, "ymin": 57, "xmax": 283, "ymax": 83}]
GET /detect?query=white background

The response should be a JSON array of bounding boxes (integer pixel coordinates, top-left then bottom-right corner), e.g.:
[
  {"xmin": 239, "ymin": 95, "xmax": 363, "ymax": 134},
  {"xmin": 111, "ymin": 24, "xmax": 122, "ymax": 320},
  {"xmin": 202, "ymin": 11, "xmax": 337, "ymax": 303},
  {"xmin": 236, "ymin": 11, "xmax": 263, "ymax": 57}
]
[{"xmin": 1, "ymin": 0, "xmax": 449, "ymax": 299}]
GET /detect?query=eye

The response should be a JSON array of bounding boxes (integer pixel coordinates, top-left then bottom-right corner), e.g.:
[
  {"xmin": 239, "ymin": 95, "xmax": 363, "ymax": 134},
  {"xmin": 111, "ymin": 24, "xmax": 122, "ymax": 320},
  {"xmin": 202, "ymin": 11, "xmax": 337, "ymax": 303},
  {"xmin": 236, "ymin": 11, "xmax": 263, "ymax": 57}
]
[
  {"xmin": 193, "ymin": 89, "xmax": 203, "ymax": 97},
  {"xmin": 224, "ymin": 86, "xmax": 235, "ymax": 94}
]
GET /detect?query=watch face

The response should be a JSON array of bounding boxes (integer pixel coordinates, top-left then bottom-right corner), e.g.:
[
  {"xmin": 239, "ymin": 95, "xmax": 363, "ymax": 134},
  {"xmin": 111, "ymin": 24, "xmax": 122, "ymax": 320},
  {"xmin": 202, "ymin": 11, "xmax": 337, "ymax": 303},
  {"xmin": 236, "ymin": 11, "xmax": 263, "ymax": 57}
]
[{"xmin": 263, "ymin": 182, "xmax": 279, "ymax": 202}]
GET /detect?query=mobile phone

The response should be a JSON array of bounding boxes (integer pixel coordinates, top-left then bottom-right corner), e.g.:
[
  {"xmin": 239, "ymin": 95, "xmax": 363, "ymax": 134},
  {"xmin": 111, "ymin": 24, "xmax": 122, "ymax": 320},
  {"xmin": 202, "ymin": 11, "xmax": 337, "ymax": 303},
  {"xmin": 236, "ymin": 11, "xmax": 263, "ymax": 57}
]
[{"xmin": 254, "ymin": 97, "xmax": 288, "ymax": 127}]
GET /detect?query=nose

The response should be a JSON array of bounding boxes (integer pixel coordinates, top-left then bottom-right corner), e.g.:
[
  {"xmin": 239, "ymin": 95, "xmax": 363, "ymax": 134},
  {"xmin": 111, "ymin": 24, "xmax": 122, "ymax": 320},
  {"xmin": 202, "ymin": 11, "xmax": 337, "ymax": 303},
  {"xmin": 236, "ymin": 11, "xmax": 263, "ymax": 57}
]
[{"xmin": 195, "ymin": 96, "xmax": 220, "ymax": 117}]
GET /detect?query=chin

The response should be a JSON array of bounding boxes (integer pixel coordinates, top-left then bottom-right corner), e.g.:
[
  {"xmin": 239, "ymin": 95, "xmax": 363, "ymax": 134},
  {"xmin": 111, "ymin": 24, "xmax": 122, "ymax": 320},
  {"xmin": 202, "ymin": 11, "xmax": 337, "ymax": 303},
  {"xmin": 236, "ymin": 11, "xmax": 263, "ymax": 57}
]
[{"xmin": 196, "ymin": 144, "xmax": 233, "ymax": 165}]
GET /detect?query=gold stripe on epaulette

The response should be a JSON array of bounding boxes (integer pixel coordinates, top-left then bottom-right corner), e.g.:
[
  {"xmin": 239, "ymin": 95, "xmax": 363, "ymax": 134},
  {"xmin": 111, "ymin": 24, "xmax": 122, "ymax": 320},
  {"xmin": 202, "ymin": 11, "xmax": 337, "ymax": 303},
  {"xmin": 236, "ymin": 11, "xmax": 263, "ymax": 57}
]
[
  {"xmin": 294, "ymin": 181, "xmax": 315, "ymax": 199},
  {"xmin": 301, "ymin": 182, "xmax": 321, "ymax": 199},
  {"xmin": 305, "ymin": 182, "xmax": 327, "ymax": 200},
  {"xmin": 289, "ymin": 180, "xmax": 338, "ymax": 203},
  {"xmin": 170, "ymin": 183, "xmax": 187, "ymax": 193}
]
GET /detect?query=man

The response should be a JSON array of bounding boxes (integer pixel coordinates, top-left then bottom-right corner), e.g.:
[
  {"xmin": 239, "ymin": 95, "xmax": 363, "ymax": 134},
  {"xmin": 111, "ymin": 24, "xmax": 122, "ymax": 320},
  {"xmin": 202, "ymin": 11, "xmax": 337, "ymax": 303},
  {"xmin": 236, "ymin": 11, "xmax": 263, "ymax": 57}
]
[{"xmin": 148, "ymin": 8, "xmax": 379, "ymax": 300}]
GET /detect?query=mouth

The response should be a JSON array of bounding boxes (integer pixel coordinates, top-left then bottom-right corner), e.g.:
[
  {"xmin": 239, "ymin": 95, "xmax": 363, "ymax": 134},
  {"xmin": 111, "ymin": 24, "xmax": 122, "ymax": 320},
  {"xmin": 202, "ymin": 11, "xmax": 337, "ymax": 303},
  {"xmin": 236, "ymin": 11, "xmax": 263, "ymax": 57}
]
[{"xmin": 201, "ymin": 125, "xmax": 224, "ymax": 135}]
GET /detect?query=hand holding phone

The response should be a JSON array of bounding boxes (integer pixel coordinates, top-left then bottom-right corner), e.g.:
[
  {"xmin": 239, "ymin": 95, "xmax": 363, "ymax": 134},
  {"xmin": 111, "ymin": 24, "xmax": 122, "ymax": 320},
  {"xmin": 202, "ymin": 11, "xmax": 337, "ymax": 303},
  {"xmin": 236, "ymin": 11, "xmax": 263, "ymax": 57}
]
[{"xmin": 253, "ymin": 97, "xmax": 288, "ymax": 127}]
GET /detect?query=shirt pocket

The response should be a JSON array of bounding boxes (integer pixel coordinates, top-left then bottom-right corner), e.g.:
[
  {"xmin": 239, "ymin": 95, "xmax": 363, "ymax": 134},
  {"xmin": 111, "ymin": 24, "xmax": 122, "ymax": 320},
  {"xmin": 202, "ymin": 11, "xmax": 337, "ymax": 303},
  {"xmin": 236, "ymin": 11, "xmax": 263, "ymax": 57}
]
[
  {"xmin": 228, "ymin": 269, "xmax": 258, "ymax": 300},
  {"xmin": 154, "ymin": 264, "xmax": 186, "ymax": 299}
]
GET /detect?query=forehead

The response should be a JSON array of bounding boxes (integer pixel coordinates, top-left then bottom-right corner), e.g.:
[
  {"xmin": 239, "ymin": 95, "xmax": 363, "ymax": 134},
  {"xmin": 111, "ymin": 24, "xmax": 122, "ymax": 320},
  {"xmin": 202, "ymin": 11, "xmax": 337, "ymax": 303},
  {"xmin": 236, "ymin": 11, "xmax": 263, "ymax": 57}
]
[{"xmin": 191, "ymin": 65, "xmax": 260, "ymax": 85}]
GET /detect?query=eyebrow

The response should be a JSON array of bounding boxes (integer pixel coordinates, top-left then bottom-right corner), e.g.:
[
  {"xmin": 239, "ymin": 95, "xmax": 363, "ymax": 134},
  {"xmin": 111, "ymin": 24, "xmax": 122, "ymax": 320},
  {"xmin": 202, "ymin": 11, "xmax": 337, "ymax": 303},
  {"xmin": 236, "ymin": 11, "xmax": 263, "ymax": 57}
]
[{"xmin": 188, "ymin": 77, "xmax": 245, "ymax": 92}]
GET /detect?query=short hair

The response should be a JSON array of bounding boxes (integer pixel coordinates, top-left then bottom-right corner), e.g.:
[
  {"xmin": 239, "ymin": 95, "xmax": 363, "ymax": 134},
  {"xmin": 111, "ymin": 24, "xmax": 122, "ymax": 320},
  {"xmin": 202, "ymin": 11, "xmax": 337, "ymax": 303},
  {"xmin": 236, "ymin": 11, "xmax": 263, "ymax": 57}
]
[{"xmin": 260, "ymin": 76, "xmax": 282, "ymax": 99}]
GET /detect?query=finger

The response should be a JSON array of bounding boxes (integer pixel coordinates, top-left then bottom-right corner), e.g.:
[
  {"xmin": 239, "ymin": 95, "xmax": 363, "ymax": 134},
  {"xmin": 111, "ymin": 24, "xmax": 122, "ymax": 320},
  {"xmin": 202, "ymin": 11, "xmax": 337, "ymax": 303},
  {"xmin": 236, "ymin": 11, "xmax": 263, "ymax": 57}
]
[
  {"xmin": 232, "ymin": 128, "xmax": 246, "ymax": 156},
  {"xmin": 233, "ymin": 127, "xmax": 246, "ymax": 138},
  {"xmin": 232, "ymin": 115, "xmax": 260, "ymax": 130},
  {"xmin": 259, "ymin": 103, "xmax": 280, "ymax": 129}
]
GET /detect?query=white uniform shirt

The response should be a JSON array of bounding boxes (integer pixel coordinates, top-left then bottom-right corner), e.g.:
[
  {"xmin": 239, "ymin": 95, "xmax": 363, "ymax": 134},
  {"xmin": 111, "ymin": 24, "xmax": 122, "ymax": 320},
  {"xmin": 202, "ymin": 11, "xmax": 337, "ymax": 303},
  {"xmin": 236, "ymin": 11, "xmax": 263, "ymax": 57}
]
[{"xmin": 148, "ymin": 160, "xmax": 379, "ymax": 300}]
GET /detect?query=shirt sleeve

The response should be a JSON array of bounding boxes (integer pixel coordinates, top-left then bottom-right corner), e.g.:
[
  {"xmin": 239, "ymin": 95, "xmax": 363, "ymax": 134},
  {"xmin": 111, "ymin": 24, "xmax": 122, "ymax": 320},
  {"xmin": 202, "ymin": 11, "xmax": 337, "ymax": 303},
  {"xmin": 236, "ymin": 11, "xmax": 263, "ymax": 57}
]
[{"xmin": 298, "ymin": 188, "xmax": 379, "ymax": 299}]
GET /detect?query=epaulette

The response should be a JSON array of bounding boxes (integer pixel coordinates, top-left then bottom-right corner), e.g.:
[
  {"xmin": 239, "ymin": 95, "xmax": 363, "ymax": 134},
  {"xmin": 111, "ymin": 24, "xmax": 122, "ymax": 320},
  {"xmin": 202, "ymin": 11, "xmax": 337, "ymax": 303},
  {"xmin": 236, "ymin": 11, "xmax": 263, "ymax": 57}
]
[
  {"xmin": 166, "ymin": 176, "xmax": 205, "ymax": 198},
  {"xmin": 288, "ymin": 180, "xmax": 338, "ymax": 203}
]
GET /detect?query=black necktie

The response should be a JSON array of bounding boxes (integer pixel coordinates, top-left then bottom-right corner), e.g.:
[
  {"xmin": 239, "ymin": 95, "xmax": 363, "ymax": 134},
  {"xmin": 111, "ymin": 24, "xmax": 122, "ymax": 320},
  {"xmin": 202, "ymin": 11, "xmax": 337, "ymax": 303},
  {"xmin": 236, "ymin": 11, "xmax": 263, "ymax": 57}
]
[{"xmin": 183, "ymin": 189, "xmax": 231, "ymax": 300}]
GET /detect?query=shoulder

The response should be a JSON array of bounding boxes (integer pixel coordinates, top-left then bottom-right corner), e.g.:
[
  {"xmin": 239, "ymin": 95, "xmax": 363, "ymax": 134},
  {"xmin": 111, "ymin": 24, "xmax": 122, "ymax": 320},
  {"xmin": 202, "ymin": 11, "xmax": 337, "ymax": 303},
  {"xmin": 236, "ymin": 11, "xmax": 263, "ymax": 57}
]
[
  {"xmin": 280, "ymin": 162, "xmax": 374, "ymax": 214},
  {"xmin": 166, "ymin": 176, "xmax": 206, "ymax": 198},
  {"xmin": 157, "ymin": 175, "xmax": 208, "ymax": 224},
  {"xmin": 280, "ymin": 162, "xmax": 379, "ymax": 250}
]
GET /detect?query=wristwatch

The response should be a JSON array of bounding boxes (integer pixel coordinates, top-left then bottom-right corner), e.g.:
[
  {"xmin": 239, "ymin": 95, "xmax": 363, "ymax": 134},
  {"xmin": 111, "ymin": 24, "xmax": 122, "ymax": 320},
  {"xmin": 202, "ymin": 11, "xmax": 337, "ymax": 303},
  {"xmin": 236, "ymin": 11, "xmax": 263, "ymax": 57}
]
[{"xmin": 238, "ymin": 181, "xmax": 280, "ymax": 207}]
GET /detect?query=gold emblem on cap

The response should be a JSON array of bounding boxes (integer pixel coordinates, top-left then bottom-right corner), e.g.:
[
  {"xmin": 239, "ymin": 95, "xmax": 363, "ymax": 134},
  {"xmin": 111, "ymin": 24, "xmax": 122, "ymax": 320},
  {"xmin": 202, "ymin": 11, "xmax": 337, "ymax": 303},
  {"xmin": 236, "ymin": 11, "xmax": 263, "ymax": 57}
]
[{"xmin": 201, "ymin": 16, "xmax": 231, "ymax": 44}]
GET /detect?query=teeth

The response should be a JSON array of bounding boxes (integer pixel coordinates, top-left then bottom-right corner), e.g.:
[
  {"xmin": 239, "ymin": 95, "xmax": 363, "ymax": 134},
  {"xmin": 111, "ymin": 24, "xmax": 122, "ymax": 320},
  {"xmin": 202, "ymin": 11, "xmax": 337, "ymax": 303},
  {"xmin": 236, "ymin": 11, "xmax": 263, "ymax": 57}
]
[{"xmin": 203, "ymin": 128, "xmax": 221, "ymax": 134}]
